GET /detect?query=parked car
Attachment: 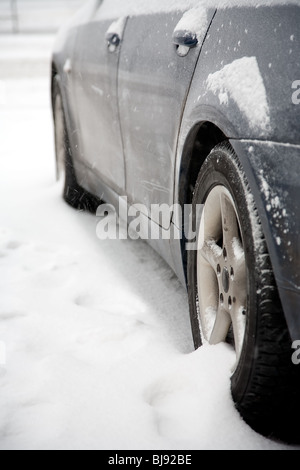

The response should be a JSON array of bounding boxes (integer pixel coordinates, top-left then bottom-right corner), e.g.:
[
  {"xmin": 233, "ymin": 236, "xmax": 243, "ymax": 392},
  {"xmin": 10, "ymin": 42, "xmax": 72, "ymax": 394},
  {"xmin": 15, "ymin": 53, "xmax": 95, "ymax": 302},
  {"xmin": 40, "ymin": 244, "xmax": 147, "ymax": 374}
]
[{"xmin": 51, "ymin": 0, "xmax": 300, "ymax": 443}]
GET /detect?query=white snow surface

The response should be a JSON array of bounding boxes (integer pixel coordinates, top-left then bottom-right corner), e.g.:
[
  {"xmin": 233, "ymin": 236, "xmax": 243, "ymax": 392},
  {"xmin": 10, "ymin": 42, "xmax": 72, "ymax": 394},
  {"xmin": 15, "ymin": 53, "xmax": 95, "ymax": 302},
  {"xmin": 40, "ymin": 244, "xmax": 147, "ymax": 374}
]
[
  {"xmin": 206, "ymin": 57, "xmax": 270, "ymax": 133},
  {"xmin": 0, "ymin": 34, "xmax": 297, "ymax": 451},
  {"xmin": 98, "ymin": 0, "xmax": 300, "ymax": 19}
]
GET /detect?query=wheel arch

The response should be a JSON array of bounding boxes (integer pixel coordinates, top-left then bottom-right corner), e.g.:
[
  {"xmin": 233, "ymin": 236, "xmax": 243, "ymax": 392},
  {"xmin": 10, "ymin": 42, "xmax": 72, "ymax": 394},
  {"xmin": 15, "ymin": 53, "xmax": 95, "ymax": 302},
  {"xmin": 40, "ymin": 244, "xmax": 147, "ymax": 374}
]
[{"xmin": 175, "ymin": 120, "xmax": 228, "ymax": 281}]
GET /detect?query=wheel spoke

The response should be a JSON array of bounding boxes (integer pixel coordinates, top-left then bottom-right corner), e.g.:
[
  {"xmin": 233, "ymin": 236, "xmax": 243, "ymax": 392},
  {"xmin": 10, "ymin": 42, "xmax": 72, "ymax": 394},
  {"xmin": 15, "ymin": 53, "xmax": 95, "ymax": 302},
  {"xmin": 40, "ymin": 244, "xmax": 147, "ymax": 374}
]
[
  {"xmin": 220, "ymin": 192, "xmax": 240, "ymax": 254},
  {"xmin": 232, "ymin": 261, "xmax": 247, "ymax": 299},
  {"xmin": 230, "ymin": 303, "xmax": 247, "ymax": 362},
  {"xmin": 197, "ymin": 260, "xmax": 220, "ymax": 341},
  {"xmin": 231, "ymin": 242, "xmax": 247, "ymax": 308},
  {"xmin": 199, "ymin": 239, "xmax": 222, "ymax": 271},
  {"xmin": 209, "ymin": 306, "xmax": 231, "ymax": 345}
]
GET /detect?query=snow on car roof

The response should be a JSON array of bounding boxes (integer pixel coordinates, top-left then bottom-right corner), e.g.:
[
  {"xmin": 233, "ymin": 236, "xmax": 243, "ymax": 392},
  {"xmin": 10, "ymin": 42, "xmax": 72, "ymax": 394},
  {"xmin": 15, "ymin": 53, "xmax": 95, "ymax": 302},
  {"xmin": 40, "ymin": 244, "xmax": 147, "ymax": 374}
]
[{"xmin": 98, "ymin": 0, "xmax": 300, "ymax": 19}]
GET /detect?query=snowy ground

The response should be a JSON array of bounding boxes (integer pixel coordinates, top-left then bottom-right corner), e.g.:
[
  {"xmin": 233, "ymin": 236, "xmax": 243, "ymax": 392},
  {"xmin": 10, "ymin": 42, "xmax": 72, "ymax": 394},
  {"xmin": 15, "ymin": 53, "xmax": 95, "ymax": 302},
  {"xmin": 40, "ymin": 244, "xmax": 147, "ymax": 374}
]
[
  {"xmin": 0, "ymin": 34, "xmax": 296, "ymax": 451},
  {"xmin": 0, "ymin": 0, "xmax": 84, "ymax": 34}
]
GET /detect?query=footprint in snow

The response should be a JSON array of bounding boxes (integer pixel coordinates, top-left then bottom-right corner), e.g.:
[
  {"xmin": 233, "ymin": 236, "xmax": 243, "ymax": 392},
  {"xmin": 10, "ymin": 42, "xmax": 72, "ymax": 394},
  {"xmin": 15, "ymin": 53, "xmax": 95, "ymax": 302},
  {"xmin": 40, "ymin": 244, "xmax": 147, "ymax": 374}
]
[
  {"xmin": 145, "ymin": 379, "xmax": 178, "ymax": 408},
  {"xmin": 6, "ymin": 241, "xmax": 22, "ymax": 250},
  {"xmin": 74, "ymin": 294, "xmax": 96, "ymax": 308},
  {"xmin": 0, "ymin": 311, "xmax": 27, "ymax": 321}
]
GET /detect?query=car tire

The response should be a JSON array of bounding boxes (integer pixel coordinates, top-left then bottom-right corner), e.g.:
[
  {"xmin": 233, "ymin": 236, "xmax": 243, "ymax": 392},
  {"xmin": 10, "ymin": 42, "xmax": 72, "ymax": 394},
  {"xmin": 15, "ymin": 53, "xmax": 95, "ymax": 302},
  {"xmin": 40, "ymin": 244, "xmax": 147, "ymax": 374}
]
[
  {"xmin": 187, "ymin": 142, "xmax": 300, "ymax": 443},
  {"xmin": 53, "ymin": 75, "xmax": 101, "ymax": 213}
]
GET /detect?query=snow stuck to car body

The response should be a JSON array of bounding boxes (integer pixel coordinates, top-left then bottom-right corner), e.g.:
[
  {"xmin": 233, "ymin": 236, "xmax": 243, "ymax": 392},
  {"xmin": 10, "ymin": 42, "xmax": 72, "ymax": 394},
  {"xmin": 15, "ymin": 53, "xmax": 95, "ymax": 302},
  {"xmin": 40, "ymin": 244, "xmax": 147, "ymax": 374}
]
[{"xmin": 206, "ymin": 57, "xmax": 270, "ymax": 134}]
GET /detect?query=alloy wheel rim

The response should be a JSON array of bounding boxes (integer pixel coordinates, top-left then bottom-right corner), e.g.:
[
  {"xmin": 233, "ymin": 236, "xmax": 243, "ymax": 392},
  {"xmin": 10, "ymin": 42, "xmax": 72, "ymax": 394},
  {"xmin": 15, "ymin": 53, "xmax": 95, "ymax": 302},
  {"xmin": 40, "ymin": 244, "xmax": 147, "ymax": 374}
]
[{"xmin": 197, "ymin": 185, "xmax": 247, "ymax": 371}]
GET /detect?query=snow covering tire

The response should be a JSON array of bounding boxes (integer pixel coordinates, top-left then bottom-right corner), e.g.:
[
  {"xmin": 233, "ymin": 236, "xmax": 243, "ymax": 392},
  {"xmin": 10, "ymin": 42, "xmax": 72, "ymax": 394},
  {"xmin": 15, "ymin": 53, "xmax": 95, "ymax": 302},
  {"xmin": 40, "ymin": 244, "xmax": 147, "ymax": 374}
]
[
  {"xmin": 53, "ymin": 75, "xmax": 101, "ymax": 213},
  {"xmin": 187, "ymin": 143, "xmax": 300, "ymax": 443}
]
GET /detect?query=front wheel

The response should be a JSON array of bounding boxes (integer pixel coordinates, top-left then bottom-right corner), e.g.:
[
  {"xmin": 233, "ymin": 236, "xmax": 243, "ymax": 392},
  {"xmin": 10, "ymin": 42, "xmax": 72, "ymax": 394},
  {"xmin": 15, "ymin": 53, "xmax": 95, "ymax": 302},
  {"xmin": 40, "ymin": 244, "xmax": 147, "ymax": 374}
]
[{"xmin": 187, "ymin": 143, "xmax": 300, "ymax": 443}]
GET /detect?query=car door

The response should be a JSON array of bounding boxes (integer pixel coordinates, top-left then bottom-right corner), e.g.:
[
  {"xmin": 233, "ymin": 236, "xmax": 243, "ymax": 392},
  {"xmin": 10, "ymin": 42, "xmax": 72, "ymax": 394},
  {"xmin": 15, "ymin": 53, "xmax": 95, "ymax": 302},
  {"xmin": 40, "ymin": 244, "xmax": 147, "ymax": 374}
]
[
  {"xmin": 71, "ymin": 1, "xmax": 127, "ymax": 194},
  {"xmin": 118, "ymin": 2, "xmax": 216, "ymax": 226}
]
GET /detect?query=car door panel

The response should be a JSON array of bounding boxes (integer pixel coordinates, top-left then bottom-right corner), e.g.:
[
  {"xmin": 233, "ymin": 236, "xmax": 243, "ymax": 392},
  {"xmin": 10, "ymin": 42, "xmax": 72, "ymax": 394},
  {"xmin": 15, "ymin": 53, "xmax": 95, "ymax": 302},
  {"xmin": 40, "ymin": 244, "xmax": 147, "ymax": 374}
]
[
  {"xmin": 118, "ymin": 6, "xmax": 216, "ymax": 226},
  {"xmin": 71, "ymin": 6, "xmax": 126, "ymax": 194}
]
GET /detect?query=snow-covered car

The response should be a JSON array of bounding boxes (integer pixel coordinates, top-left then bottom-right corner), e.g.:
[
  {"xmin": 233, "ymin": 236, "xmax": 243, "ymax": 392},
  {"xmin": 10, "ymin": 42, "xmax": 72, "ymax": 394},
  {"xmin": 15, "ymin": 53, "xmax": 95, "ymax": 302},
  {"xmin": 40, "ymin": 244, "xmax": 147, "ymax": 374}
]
[{"xmin": 51, "ymin": 0, "xmax": 300, "ymax": 443}]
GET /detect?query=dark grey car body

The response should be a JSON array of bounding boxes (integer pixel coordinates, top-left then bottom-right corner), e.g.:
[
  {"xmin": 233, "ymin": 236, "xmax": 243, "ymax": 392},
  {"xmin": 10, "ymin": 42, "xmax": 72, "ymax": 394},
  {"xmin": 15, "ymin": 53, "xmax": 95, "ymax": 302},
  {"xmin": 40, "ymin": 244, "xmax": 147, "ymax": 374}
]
[{"xmin": 51, "ymin": 0, "xmax": 300, "ymax": 340}]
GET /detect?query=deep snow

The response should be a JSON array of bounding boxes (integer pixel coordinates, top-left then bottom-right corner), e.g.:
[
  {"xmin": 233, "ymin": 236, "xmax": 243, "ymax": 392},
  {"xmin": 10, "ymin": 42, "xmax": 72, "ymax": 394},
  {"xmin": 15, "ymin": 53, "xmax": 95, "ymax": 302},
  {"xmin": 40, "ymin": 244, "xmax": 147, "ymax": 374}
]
[{"xmin": 0, "ymin": 33, "xmax": 297, "ymax": 451}]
